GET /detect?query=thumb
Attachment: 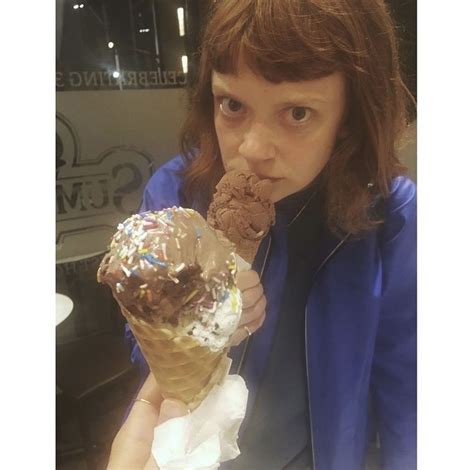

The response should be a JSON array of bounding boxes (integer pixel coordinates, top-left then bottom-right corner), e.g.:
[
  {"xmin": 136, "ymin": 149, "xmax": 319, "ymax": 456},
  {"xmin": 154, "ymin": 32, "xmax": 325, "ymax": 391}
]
[{"xmin": 157, "ymin": 399, "xmax": 189, "ymax": 426}]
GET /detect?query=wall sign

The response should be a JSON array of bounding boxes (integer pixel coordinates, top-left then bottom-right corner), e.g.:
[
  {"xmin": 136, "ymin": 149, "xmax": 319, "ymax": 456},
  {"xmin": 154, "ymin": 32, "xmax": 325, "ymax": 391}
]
[
  {"xmin": 56, "ymin": 69, "xmax": 187, "ymax": 92},
  {"xmin": 56, "ymin": 112, "xmax": 154, "ymax": 260}
]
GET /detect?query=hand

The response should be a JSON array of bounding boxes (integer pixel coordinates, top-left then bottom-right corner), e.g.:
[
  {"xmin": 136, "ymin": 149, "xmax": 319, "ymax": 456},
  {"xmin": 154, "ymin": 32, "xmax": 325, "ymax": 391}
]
[
  {"xmin": 107, "ymin": 373, "xmax": 188, "ymax": 469},
  {"xmin": 230, "ymin": 269, "xmax": 267, "ymax": 346}
]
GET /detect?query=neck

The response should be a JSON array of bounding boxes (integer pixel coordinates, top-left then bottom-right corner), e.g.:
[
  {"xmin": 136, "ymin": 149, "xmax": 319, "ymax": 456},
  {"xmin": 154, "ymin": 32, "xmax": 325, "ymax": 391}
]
[{"xmin": 275, "ymin": 179, "xmax": 320, "ymax": 227}]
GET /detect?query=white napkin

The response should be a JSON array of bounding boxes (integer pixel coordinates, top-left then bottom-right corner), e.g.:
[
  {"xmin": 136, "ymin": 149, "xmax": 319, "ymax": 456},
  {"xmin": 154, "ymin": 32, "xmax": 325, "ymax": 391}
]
[
  {"xmin": 152, "ymin": 374, "xmax": 249, "ymax": 470},
  {"xmin": 235, "ymin": 254, "xmax": 251, "ymax": 272}
]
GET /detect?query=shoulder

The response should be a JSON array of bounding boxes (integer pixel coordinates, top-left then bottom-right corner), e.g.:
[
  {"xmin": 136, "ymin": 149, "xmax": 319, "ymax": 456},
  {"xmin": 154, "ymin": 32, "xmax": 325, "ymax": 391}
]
[
  {"xmin": 387, "ymin": 175, "xmax": 416, "ymax": 213},
  {"xmin": 145, "ymin": 154, "xmax": 187, "ymax": 192},
  {"xmin": 140, "ymin": 154, "xmax": 188, "ymax": 211},
  {"xmin": 382, "ymin": 175, "xmax": 417, "ymax": 245}
]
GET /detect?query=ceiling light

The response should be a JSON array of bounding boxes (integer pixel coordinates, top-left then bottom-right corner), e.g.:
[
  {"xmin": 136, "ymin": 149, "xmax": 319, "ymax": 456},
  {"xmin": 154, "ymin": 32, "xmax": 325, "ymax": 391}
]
[
  {"xmin": 177, "ymin": 8, "xmax": 185, "ymax": 36},
  {"xmin": 181, "ymin": 55, "xmax": 188, "ymax": 74}
]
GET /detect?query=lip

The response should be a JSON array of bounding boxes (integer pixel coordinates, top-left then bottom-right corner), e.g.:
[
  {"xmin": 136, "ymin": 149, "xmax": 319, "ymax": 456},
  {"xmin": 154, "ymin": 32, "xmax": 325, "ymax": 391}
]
[{"xmin": 256, "ymin": 175, "xmax": 282, "ymax": 182}]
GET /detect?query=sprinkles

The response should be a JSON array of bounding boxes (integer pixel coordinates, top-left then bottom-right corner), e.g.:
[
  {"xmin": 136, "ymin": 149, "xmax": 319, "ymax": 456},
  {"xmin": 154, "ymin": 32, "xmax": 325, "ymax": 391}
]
[
  {"xmin": 101, "ymin": 208, "xmax": 239, "ymax": 340},
  {"xmin": 142, "ymin": 254, "xmax": 168, "ymax": 268},
  {"xmin": 161, "ymin": 243, "xmax": 168, "ymax": 260},
  {"xmin": 174, "ymin": 262, "xmax": 185, "ymax": 273},
  {"xmin": 121, "ymin": 266, "xmax": 131, "ymax": 277}
]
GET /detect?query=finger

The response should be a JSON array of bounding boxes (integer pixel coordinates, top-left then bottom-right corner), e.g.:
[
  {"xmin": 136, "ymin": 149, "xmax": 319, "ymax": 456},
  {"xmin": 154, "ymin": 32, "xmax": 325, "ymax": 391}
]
[
  {"xmin": 236, "ymin": 270, "xmax": 260, "ymax": 291},
  {"xmin": 243, "ymin": 307, "xmax": 266, "ymax": 332},
  {"xmin": 157, "ymin": 399, "xmax": 189, "ymax": 426},
  {"xmin": 143, "ymin": 455, "xmax": 160, "ymax": 469},
  {"xmin": 229, "ymin": 328, "xmax": 248, "ymax": 347},
  {"xmin": 230, "ymin": 309, "xmax": 267, "ymax": 346},
  {"xmin": 241, "ymin": 284, "xmax": 264, "ymax": 309},
  {"xmin": 241, "ymin": 295, "xmax": 267, "ymax": 324},
  {"xmin": 136, "ymin": 401, "xmax": 188, "ymax": 470}
]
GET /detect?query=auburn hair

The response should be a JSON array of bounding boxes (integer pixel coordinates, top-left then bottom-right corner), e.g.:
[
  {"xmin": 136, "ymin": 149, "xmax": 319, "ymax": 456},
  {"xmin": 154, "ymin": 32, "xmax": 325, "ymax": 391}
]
[{"xmin": 179, "ymin": 0, "xmax": 415, "ymax": 236}]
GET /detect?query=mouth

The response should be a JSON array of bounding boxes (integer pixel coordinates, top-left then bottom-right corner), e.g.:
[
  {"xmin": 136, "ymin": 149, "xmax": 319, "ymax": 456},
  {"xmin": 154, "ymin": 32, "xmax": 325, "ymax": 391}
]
[
  {"xmin": 225, "ymin": 165, "xmax": 282, "ymax": 183},
  {"xmin": 256, "ymin": 174, "xmax": 282, "ymax": 182}
]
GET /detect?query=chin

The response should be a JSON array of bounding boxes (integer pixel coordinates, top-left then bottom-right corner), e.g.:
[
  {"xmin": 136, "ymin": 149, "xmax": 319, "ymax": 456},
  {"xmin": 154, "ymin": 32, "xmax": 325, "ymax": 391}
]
[
  {"xmin": 272, "ymin": 180, "xmax": 312, "ymax": 202},
  {"xmin": 270, "ymin": 183, "xmax": 293, "ymax": 203}
]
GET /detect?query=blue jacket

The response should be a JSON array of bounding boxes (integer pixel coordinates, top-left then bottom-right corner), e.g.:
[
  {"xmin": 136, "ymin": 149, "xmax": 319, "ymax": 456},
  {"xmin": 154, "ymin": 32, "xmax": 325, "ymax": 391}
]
[{"xmin": 126, "ymin": 155, "xmax": 417, "ymax": 470}]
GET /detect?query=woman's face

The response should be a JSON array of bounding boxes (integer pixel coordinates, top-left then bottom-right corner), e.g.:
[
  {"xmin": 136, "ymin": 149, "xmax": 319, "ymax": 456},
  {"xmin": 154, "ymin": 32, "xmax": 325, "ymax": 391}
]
[{"xmin": 212, "ymin": 62, "xmax": 347, "ymax": 202}]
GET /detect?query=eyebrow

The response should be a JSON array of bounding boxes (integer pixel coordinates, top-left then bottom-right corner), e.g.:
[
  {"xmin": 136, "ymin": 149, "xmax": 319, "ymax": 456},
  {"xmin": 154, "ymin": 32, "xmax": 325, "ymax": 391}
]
[{"xmin": 211, "ymin": 83, "xmax": 328, "ymax": 105}]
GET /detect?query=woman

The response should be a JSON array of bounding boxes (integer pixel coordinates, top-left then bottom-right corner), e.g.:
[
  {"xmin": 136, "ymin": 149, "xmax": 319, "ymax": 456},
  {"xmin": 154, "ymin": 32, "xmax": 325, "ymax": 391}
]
[{"xmin": 111, "ymin": 1, "xmax": 416, "ymax": 469}]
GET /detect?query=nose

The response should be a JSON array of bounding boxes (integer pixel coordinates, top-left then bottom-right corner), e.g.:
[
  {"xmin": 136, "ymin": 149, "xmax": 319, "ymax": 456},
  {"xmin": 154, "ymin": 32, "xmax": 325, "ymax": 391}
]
[{"xmin": 238, "ymin": 121, "xmax": 276, "ymax": 163}]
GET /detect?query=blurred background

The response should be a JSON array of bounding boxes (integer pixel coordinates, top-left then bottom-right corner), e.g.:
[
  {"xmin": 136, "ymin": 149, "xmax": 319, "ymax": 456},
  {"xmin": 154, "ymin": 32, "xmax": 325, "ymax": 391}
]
[{"xmin": 55, "ymin": 1, "xmax": 416, "ymax": 469}]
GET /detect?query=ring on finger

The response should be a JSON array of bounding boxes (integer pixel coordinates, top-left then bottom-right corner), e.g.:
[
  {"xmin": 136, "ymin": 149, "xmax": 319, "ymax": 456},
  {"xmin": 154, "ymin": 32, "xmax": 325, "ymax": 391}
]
[{"xmin": 244, "ymin": 326, "xmax": 252, "ymax": 337}]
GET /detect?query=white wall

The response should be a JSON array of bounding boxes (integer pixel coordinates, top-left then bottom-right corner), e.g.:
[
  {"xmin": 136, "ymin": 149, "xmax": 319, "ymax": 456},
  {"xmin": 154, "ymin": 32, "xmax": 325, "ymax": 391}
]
[{"xmin": 56, "ymin": 89, "xmax": 188, "ymax": 261}]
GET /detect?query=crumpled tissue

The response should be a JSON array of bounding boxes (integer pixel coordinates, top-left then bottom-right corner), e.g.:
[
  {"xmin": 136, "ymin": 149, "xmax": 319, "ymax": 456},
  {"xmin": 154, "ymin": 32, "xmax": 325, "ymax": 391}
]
[
  {"xmin": 235, "ymin": 255, "xmax": 251, "ymax": 272},
  {"xmin": 152, "ymin": 374, "xmax": 249, "ymax": 470}
]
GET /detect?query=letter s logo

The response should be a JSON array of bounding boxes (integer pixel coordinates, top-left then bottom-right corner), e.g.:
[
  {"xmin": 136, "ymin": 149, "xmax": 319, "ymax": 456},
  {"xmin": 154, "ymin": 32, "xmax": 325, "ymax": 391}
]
[{"xmin": 112, "ymin": 163, "xmax": 143, "ymax": 213}]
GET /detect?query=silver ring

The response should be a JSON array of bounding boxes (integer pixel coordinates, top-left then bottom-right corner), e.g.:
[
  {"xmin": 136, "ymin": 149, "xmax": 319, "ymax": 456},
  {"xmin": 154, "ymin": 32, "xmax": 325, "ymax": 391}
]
[{"xmin": 244, "ymin": 326, "xmax": 252, "ymax": 337}]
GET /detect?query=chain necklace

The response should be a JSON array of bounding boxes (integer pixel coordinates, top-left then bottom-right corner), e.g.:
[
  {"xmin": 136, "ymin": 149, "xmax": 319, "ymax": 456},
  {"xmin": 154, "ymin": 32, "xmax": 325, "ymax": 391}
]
[{"xmin": 286, "ymin": 186, "xmax": 319, "ymax": 228}]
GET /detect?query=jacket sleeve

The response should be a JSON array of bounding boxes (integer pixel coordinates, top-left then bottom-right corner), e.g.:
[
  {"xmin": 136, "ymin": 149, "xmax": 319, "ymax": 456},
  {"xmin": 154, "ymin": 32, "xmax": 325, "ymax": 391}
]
[{"xmin": 371, "ymin": 177, "xmax": 417, "ymax": 470}]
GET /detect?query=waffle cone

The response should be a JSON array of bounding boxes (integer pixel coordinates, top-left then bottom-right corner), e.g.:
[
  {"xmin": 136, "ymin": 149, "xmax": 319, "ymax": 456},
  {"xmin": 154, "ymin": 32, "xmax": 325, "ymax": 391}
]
[{"xmin": 121, "ymin": 306, "xmax": 230, "ymax": 410}]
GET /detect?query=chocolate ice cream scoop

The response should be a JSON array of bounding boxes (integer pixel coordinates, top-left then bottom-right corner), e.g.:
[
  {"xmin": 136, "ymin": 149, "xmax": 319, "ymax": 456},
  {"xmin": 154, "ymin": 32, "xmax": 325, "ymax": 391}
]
[
  {"xmin": 207, "ymin": 170, "xmax": 276, "ymax": 263},
  {"xmin": 98, "ymin": 208, "xmax": 238, "ymax": 326}
]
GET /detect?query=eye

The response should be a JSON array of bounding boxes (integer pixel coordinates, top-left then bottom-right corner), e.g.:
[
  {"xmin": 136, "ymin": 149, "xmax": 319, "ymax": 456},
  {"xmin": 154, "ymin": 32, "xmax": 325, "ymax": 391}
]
[
  {"xmin": 219, "ymin": 97, "xmax": 245, "ymax": 118},
  {"xmin": 286, "ymin": 106, "xmax": 312, "ymax": 124}
]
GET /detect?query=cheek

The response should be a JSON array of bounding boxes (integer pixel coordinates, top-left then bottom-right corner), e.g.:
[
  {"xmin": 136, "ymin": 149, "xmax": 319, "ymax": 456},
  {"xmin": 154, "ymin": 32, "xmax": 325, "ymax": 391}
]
[
  {"xmin": 285, "ymin": 134, "xmax": 335, "ymax": 181},
  {"xmin": 215, "ymin": 119, "xmax": 241, "ymax": 160}
]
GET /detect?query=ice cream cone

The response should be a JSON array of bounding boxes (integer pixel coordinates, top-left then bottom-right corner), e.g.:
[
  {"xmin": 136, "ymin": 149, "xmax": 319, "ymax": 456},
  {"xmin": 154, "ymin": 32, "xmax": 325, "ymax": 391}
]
[
  {"xmin": 98, "ymin": 208, "xmax": 242, "ymax": 409},
  {"xmin": 207, "ymin": 170, "xmax": 276, "ymax": 265},
  {"xmin": 121, "ymin": 306, "xmax": 230, "ymax": 409}
]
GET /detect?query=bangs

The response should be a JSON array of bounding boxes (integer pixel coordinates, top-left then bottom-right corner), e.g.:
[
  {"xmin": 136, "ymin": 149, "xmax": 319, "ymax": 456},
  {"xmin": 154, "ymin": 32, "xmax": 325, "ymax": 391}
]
[{"xmin": 206, "ymin": 1, "xmax": 341, "ymax": 82}]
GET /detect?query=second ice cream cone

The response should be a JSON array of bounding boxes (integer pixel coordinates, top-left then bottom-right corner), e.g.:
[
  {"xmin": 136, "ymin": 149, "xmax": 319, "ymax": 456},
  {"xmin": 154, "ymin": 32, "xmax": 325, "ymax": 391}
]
[{"xmin": 207, "ymin": 170, "xmax": 276, "ymax": 265}]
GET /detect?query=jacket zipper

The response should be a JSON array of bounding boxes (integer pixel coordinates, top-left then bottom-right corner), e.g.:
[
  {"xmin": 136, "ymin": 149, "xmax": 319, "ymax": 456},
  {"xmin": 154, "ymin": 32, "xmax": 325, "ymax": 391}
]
[
  {"xmin": 236, "ymin": 234, "xmax": 273, "ymax": 375},
  {"xmin": 235, "ymin": 228, "xmax": 349, "ymax": 465},
  {"xmin": 305, "ymin": 233, "xmax": 350, "ymax": 468}
]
